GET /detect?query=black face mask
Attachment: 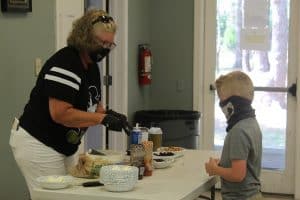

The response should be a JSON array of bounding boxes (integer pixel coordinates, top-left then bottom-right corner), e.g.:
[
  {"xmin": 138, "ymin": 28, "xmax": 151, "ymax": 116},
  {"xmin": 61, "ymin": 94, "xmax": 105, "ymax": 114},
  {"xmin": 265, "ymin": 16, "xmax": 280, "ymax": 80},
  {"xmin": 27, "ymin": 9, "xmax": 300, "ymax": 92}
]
[
  {"xmin": 89, "ymin": 47, "xmax": 110, "ymax": 63},
  {"xmin": 219, "ymin": 96, "xmax": 255, "ymax": 132}
]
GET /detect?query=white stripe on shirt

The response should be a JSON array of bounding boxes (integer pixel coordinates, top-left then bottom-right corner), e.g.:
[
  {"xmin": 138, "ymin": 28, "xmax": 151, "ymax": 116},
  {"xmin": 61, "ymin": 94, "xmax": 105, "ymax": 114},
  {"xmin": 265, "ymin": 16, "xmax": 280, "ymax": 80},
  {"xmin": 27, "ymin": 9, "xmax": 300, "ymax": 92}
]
[
  {"xmin": 50, "ymin": 67, "xmax": 81, "ymax": 84},
  {"xmin": 45, "ymin": 74, "xmax": 79, "ymax": 91}
]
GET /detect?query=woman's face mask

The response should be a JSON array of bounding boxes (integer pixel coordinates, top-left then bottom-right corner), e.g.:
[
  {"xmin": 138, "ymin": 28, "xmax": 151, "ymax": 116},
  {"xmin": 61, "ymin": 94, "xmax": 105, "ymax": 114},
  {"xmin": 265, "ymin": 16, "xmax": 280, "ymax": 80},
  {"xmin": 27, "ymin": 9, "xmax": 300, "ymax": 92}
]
[{"xmin": 89, "ymin": 47, "xmax": 110, "ymax": 63}]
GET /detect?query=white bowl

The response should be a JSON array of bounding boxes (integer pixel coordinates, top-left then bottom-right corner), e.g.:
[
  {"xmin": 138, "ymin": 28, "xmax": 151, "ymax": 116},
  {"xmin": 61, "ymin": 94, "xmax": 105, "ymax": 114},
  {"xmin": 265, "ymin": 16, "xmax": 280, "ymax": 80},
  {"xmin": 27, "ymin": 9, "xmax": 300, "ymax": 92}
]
[
  {"xmin": 36, "ymin": 175, "xmax": 73, "ymax": 190},
  {"xmin": 153, "ymin": 158, "xmax": 174, "ymax": 169},
  {"xmin": 100, "ymin": 165, "xmax": 138, "ymax": 192}
]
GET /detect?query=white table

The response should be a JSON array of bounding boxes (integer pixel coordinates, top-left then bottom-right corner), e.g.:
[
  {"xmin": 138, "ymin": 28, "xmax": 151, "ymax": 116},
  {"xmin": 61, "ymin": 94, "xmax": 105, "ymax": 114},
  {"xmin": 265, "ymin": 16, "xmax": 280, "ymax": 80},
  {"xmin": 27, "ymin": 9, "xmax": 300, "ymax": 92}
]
[{"xmin": 32, "ymin": 150, "xmax": 220, "ymax": 200}]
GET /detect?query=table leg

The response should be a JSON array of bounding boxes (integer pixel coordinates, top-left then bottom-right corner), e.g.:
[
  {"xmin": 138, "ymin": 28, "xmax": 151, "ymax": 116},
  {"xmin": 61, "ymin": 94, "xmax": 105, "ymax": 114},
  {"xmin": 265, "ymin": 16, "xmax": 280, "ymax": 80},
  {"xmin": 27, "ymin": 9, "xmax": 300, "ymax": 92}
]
[
  {"xmin": 210, "ymin": 185, "xmax": 215, "ymax": 200},
  {"xmin": 197, "ymin": 185, "xmax": 216, "ymax": 200}
]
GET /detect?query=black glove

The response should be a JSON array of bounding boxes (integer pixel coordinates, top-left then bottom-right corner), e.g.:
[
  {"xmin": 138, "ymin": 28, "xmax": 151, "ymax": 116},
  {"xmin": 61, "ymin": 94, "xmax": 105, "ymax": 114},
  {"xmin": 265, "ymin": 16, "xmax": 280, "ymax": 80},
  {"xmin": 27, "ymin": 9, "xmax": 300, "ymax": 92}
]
[
  {"xmin": 106, "ymin": 109, "xmax": 127, "ymax": 122},
  {"xmin": 101, "ymin": 114, "xmax": 123, "ymax": 132},
  {"xmin": 121, "ymin": 120, "xmax": 132, "ymax": 136},
  {"xmin": 106, "ymin": 110, "xmax": 133, "ymax": 135}
]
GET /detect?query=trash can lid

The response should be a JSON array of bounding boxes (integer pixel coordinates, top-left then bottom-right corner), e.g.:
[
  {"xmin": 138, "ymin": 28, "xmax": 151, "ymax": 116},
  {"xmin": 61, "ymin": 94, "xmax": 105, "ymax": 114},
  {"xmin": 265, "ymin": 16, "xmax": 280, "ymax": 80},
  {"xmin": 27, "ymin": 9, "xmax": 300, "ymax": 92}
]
[{"xmin": 134, "ymin": 110, "xmax": 201, "ymax": 121}]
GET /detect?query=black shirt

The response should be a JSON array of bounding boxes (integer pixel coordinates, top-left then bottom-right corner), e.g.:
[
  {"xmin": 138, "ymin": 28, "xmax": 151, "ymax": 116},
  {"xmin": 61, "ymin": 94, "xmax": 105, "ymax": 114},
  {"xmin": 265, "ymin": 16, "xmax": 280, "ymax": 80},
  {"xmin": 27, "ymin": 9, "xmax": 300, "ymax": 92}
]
[{"xmin": 19, "ymin": 46, "xmax": 101, "ymax": 156}]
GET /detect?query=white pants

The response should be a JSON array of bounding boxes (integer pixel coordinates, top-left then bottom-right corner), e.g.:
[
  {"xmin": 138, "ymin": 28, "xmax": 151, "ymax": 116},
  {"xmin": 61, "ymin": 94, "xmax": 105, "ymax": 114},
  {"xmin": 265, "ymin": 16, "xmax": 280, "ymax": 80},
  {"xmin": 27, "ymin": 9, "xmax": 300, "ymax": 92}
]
[{"xmin": 9, "ymin": 118, "xmax": 77, "ymax": 197}]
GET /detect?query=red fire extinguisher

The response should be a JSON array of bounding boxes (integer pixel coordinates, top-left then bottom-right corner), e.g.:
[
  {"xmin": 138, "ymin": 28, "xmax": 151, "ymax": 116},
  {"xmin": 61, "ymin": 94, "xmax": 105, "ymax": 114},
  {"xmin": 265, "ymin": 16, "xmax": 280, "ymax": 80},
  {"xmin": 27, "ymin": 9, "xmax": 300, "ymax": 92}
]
[{"xmin": 138, "ymin": 44, "xmax": 152, "ymax": 85}]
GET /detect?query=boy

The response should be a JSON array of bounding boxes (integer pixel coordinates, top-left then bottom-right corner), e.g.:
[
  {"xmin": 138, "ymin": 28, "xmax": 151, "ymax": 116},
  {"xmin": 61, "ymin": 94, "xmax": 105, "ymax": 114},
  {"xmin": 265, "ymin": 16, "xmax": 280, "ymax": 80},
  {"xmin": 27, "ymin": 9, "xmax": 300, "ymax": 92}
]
[{"xmin": 205, "ymin": 71, "xmax": 263, "ymax": 200}]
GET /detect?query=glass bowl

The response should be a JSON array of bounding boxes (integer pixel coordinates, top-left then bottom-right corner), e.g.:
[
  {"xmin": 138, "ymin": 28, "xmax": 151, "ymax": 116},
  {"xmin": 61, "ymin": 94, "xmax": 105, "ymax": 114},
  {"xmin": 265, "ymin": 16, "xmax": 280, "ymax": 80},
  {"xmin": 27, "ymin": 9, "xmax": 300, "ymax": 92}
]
[{"xmin": 100, "ymin": 165, "xmax": 138, "ymax": 192}]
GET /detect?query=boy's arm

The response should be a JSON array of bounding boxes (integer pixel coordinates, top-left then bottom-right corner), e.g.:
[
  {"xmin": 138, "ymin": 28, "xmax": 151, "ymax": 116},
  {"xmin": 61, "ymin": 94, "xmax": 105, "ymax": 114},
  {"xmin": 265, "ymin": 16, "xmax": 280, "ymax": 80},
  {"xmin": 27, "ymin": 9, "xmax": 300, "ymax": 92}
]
[{"xmin": 205, "ymin": 158, "xmax": 246, "ymax": 182}]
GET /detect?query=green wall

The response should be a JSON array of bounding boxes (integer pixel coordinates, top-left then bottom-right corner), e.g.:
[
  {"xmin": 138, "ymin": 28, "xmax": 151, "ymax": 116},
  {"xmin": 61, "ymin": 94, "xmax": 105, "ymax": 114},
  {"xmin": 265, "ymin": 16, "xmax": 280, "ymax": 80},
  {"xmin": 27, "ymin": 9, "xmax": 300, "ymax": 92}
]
[
  {"xmin": 127, "ymin": 0, "xmax": 194, "ymax": 123},
  {"xmin": 0, "ymin": 1, "xmax": 56, "ymax": 199},
  {"xmin": 149, "ymin": 0, "xmax": 194, "ymax": 110},
  {"xmin": 128, "ymin": 0, "xmax": 152, "ymax": 122}
]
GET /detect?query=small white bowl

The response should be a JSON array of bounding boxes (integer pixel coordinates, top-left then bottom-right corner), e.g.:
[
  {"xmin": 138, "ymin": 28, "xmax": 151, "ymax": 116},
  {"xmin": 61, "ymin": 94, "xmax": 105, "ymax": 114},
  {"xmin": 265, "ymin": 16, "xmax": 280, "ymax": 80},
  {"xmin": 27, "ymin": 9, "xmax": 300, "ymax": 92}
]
[
  {"xmin": 36, "ymin": 175, "xmax": 73, "ymax": 190},
  {"xmin": 153, "ymin": 158, "xmax": 174, "ymax": 169},
  {"xmin": 100, "ymin": 165, "xmax": 138, "ymax": 192}
]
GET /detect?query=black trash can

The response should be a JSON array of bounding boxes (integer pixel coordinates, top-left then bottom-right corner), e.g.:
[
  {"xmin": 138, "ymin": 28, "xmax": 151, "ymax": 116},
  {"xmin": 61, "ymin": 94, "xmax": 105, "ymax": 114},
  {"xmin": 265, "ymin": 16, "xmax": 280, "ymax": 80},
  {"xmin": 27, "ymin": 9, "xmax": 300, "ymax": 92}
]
[{"xmin": 134, "ymin": 110, "xmax": 201, "ymax": 149}]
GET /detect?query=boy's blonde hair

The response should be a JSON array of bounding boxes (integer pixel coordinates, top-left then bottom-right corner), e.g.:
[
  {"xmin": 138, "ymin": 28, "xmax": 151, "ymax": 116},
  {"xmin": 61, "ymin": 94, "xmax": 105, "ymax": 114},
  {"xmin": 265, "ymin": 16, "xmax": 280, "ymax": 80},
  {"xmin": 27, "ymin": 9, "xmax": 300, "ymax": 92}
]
[
  {"xmin": 67, "ymin": 9, "xmax": 117, "ymax": 52},
  {"xmin": 215, "ymin": 71, "xmax": 254, "ymax": 101}
]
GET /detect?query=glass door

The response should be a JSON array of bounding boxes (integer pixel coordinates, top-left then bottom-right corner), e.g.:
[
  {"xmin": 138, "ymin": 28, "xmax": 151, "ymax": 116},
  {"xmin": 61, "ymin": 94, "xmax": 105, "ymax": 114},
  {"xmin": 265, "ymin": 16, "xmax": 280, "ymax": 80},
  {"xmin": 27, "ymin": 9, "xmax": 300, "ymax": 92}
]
[{"xmin": 201, "ymin": 0, "xmax": 297, "ymax": 194}]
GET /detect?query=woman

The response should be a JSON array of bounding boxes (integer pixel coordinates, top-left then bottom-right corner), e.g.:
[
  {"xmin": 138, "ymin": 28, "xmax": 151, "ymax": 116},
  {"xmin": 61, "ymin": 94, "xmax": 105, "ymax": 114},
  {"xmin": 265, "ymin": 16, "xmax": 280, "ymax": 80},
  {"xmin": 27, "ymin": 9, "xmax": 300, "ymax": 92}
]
[{"xmin": 9, "ymin": 9, "xmax": 130, "ymax": 196}]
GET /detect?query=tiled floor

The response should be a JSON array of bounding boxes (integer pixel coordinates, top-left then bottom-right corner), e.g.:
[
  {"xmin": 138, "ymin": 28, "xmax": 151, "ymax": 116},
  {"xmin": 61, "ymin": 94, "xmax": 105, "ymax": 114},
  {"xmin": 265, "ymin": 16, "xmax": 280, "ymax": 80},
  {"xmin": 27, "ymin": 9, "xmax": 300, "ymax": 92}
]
[{"xmin": 198, "ymin": 190, "xmax": 294, "ymax": 200}]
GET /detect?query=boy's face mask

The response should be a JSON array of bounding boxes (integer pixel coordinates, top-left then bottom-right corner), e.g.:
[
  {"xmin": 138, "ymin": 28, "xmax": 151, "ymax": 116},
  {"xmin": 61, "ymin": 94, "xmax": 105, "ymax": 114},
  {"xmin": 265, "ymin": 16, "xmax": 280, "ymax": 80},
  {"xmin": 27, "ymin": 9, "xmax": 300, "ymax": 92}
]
[
  {"xmin": 89, "ymin": 47, "xmax": 110, "ymax": 63},
  {"xmin": 220, "ymin": 100, "xmax": 234, "ymax": 120}
]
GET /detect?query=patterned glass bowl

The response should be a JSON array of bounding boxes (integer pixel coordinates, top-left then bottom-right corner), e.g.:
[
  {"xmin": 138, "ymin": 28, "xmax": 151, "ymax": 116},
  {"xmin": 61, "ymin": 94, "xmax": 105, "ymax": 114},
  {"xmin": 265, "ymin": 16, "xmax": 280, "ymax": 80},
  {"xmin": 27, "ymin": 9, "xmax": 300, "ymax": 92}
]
[{"xmin": 100, "ymin": 165, "xmax": 138, "ymax": 192}]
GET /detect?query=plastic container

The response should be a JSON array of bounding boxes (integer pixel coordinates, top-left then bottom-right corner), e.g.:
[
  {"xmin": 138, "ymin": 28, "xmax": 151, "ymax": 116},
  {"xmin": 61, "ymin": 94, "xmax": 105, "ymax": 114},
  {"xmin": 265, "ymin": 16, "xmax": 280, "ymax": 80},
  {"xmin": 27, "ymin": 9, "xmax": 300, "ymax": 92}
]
[
  {"xmin": 131, "ymin": 124, "xmax": 142, "ymax": 144},
  {"xmin": 148, "ymin": 127, "xmax": 163, "ymax": 151},
  {"xmin": 134, "ymin": 110, "xmax": 201, "ymax": 149}
]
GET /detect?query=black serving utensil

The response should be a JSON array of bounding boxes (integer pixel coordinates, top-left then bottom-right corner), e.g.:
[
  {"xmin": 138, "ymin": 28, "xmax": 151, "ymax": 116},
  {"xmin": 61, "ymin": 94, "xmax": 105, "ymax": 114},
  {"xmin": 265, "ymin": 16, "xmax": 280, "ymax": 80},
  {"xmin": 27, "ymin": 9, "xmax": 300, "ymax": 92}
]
[
  {"xmin": 88, "ymin": 148, "xmax": 106, "ymax": 156},
  {"xmin": 82, "ymin": 181, "xmax": 104, "ymax": 187}
]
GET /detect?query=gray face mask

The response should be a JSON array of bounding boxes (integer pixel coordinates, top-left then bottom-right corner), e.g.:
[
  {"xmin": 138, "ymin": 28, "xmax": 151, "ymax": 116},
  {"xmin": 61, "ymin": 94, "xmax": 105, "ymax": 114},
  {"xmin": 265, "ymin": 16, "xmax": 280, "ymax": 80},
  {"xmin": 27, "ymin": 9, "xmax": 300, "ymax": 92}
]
[{"xmin": 220, "ymin": 101, "xmax": 234, "ymax": 120}]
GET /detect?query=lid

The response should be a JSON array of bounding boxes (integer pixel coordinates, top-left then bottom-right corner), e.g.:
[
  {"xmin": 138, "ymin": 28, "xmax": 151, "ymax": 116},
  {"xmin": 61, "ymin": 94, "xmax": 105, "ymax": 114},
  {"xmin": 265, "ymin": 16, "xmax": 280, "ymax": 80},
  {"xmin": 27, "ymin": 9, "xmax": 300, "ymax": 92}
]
[
  {"xmin": 133, "ymin": 123, "xmax": 141, "ymax": 131},
  {"xmin": 87, "ymin": 150, "xmax": 125, "ymax": 164},
  {"xmin": 149, "ymin": 127, "xmax": 162, "ymax": 134}
]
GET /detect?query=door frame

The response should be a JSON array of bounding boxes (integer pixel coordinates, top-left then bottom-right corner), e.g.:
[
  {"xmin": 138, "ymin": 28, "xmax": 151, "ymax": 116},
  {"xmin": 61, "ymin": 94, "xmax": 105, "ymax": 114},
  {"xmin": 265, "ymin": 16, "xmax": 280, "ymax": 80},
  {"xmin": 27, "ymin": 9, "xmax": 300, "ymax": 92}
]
[
  {"xmin": 193, "ymin": 0, "xmax": 205, "ymax": 149},
  {"xmin": 193, "ymin": 0, "xmax": 300, "ymax": 195},
  {"xmin": 193, "ymin": 0, "xmax": 216, "ymax": 151},
  {"xmin": 293, "ymin": 0, "xmax": 300, "ymax": 198},
  {"xmin": 108, "ymin": 0, "xmax": 128, "ymax": 152}
]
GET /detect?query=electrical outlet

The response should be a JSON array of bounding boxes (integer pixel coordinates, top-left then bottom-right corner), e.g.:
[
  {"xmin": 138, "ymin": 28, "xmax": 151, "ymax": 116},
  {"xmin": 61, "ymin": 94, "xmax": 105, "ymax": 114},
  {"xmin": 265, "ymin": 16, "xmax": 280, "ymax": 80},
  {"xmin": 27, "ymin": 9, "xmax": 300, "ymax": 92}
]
[
  {"xmin": 176, "ymin": 80, "xmax": 184, "ymax": 92},
  {"xmin": 34, "ymin": 58, "xmax": 42, "ymax": 76}
]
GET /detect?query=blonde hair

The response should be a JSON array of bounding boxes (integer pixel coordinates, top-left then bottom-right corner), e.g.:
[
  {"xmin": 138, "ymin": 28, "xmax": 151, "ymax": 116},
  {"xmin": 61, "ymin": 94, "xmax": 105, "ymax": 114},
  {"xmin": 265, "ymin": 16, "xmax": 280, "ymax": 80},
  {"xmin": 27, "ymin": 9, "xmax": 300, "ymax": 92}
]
[
  {"xmin": 67, "ymin": 9, "xmax": 117, "ymax": 51},
  {"xmin": 215, "ymin": 71, "xmax": 254, "ymax": 101}
]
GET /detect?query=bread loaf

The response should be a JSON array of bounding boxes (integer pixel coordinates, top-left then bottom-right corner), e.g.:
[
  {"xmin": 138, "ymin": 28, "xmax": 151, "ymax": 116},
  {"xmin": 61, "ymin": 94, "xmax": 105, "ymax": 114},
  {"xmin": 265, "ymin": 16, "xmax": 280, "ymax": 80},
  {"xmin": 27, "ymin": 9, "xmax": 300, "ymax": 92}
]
[{"xmin": 69, "ymin": 153, "xmax": 111, "ymax": 178}]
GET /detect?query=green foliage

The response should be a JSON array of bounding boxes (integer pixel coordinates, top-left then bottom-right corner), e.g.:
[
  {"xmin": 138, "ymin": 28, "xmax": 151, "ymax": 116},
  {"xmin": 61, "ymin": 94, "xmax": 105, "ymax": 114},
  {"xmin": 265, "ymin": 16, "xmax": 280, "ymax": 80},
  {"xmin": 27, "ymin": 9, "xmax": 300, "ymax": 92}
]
[
  {"xmin": 218, "ymin": 14, "xmax": 227, "ymax": 40},
  {"xmin": 223, "ymin": 26, "xmax": 237, "ymax": 50}
]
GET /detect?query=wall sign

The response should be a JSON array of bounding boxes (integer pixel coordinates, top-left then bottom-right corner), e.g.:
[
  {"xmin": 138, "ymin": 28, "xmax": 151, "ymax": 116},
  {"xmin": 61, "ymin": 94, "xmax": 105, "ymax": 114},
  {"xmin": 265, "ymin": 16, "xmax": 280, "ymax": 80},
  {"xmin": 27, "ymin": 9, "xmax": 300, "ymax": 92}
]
[{"xmin": 1, "ymin": 0, "xmax": 32, "ymax": 12}]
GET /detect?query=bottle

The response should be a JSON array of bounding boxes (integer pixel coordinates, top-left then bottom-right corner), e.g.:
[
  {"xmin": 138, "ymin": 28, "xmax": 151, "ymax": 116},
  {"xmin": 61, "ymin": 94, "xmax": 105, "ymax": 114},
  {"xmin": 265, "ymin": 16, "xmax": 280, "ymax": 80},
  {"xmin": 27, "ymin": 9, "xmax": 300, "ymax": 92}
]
[
  {"xmin": 131, "ymin": 123, "xmax": 142, "ymax": 144},
  {"xmin": 148, "ymin": 127, "xmax": 163, "ymax": 151},
  {"xmin": 140, "ymin": 127, "xmax": 149, "ymax": 142},
  {"xmin": 138, "ymin": 162, "xmax": 145, "ymax": 180},
  {"xmin": 129, "ymin": 144, "xmax": 145, "ymax": 180},
  {"xmin": 142, "ymin": 141, "xmax": 153, "ymax": 176}
]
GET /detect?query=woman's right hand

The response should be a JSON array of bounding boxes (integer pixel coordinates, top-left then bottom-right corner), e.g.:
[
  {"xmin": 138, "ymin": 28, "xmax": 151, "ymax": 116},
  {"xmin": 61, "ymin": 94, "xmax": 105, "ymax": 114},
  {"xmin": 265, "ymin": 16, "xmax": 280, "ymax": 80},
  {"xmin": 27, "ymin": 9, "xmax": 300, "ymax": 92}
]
[
  {"xmin": 105, "ymin": 110, "xmax": 132, "ymax": 135},
  {"xmin": 101, "ymin": 114, "xmax": 123, "ymax": 132}
]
